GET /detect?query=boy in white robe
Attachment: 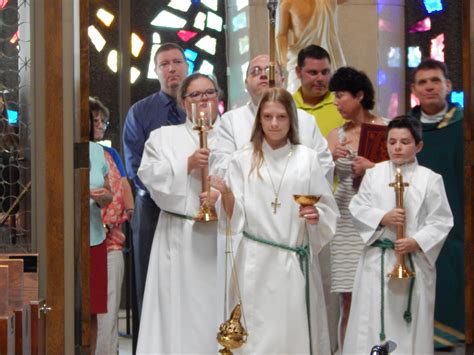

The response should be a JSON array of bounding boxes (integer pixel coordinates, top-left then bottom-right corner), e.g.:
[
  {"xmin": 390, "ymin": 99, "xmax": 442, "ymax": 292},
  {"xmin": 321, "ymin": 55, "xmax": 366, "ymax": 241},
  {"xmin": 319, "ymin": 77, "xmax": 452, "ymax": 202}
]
[
  {"xmin": 345, "ymin": 116, "xmax": 453, "ymax": 354},
  {"xmin": 136, "ymin": 73, "xmax": 222, "ymax": 354},
  {"xmin": 212, "ymin": 87, "xmax": 339, "ymax": 354}
]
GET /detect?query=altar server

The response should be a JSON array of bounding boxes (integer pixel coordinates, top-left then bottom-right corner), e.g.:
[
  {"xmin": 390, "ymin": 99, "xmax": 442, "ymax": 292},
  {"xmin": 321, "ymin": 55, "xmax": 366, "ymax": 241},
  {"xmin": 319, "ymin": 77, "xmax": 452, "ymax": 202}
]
[
  {"xmin": 137, "ymin": 73, "xmax": 221, "ymax": 354},
  {"xmin": 212, "ymin": 87, "xmax": 338, "ymax": 354},
  {"xmin": 345, "ymin": 116, "xmax": 453, "ymax": 354}
]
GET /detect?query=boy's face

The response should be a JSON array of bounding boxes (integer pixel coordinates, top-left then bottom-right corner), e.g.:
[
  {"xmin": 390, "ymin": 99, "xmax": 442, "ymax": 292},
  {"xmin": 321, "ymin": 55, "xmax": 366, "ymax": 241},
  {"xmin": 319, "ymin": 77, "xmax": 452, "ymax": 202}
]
[{"xmin": 387, "ymin": 128, "xmax": 423, "ymax": 166}]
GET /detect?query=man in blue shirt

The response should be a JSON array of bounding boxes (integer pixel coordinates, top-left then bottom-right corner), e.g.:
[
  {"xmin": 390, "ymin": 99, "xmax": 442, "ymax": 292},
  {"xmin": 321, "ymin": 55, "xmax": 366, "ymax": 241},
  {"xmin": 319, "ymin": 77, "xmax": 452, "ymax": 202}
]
[{"xmin": 123, "ymin": 43, "xmax": 188, "ymax": 346}]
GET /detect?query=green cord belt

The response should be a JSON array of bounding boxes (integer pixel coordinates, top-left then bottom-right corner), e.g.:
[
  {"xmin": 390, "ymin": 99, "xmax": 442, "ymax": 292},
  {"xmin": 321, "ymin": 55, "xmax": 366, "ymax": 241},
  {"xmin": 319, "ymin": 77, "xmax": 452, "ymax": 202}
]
[
  {"xmin": 243, "ymin": 231, "xmax": 313, "ymax": 355},
  {"xmin": 372, "ymin": 239, "xmax": 415, "ymax": 341},
  {"xmin": 162, "ymin": 210, "xmax": 194, "ymax": 220}
]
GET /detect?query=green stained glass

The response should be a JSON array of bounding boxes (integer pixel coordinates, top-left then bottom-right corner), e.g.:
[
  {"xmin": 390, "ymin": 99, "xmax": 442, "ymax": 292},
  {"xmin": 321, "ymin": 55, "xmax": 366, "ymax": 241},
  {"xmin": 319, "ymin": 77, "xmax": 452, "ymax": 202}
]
[
  {"xmin": 168, "ymin": 0, "xmax": 191, "ymax": 12},
  {"xmin": 232, "ymin": 12, "xmax": 247, "ymax": 32},
  {"xmin": 195, "ymin": 35, "xmax": 216, "ymax": 55},
  {"xmin": 238, "ymin": 35, "xmax": 249, "ymax": 55},
  {"xmin": 206, "ymin": 11, "xmax": 222, "ymax": 32},
  {"xmin": 193, "ymin": 12, "xmax": 206, "ymax": 30},
  {"xmin": 201, "ymin": 0, "xmax": 218, "ymax": 11},
  {"xmin": 151, "ymin": 10, "xmax": 187, "ymax": 28}
]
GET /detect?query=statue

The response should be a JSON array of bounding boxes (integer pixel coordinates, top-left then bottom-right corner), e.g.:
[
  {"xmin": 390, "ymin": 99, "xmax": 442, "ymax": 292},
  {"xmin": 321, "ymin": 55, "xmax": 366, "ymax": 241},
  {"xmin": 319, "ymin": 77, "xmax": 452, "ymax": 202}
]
[{"xmin": 277, "ymin": 0, "xmax": 347, "ymax": 92}]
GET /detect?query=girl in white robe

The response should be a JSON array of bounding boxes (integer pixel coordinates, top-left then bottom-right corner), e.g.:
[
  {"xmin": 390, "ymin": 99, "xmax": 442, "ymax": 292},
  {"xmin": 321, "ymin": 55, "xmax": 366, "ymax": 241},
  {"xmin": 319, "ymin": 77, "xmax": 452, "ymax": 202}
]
[
  {"xmin": 136, "ymin": 73, "xmax": 222, "ymax": 354},
  {"xmin": 212, "ymin": 87, "xmax": 339, "ymax": 354},
  {"xmin": 344, "ymin": 116, "xmax": 453, "ymax": 354}
]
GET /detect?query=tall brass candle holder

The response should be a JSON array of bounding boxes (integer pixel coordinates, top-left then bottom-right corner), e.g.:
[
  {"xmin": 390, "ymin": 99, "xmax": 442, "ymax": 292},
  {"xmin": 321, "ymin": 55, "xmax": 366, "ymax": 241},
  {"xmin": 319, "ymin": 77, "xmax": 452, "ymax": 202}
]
[
  {"xmin": 191, "ymin": 102, "xmax": 218, "ymax": 222},
  {"xmin": 387, "ymin": 167, "xmax": 415, "ymax": 279}
]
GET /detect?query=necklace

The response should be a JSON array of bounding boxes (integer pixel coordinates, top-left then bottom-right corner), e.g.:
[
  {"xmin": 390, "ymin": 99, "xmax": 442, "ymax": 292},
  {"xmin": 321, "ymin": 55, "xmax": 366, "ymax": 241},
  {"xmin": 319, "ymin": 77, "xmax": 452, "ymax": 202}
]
[{"xmin": 264, "ymin": 147, "xmax": 293, "ymax": 214}]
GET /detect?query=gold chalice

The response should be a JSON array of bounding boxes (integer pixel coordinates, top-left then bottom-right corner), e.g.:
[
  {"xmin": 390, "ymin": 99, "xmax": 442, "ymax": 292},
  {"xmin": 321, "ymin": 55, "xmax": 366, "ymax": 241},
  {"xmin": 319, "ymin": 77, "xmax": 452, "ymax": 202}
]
[{"xmin": 293, "ymin": 194, "xmax": 321, "ymax": 206}]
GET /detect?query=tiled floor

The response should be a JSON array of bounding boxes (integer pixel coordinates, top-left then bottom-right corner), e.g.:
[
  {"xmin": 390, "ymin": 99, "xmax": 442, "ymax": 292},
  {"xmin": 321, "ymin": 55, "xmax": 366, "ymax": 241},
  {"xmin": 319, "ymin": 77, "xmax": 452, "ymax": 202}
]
[{"xmin": 116, "ymin": 309, "xmax": 465, "ymax": 355}]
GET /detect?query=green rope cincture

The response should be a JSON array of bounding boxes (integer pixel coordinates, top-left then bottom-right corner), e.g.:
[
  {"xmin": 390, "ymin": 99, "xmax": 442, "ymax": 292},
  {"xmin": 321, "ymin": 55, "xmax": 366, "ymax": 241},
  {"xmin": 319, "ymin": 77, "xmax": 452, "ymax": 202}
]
[
  {"xmin": 372, "ymin": 239, "xmax": 415, "ymax": 342},
  {"xmin": 162, "ymin": 210, "xmax": 194, "ymax": 221},
  {"xmin": 243, "ymin": 231, "xmax": 313, "ymax": 355}
]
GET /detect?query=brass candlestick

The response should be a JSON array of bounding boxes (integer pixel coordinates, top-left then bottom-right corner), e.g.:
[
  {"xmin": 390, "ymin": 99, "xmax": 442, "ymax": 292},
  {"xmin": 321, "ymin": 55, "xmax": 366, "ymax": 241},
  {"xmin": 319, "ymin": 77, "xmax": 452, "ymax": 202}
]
[
  {"xmin": 192, "ymin": 102, "xmax": 218, "ymax": 222},
  {"xmin": 387, "ymin": 167, "xmax": 415, "ymax": 279}
]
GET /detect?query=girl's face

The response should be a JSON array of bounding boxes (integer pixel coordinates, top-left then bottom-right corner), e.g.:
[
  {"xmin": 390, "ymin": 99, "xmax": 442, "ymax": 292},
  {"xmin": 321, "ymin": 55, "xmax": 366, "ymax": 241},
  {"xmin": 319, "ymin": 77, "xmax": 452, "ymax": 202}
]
[
  {"xmin": 184, "ymin": 77, "xmax": 219, "ymax": 123},
  {"xmin": 260, "ymin": 101, "xmax": 290, "ymax": 149},
  {"xmin": 387, "ymin": 128, "xmax": 423, "ymax": 165}
]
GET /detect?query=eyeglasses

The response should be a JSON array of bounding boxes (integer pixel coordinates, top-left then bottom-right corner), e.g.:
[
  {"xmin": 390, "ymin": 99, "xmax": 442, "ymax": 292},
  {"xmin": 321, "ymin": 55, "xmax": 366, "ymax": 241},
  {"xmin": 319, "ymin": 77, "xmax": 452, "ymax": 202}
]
[
  {"xmin": 93, "ymin": 118, "xmax": 109, "ymax": 128},
  {"xmin": 183, "ymin": 88, "xmax": 218, "ymax": 100},
  {"xmin": 248, "ymin": 66, "xmax": 270, "ymax": 77}
]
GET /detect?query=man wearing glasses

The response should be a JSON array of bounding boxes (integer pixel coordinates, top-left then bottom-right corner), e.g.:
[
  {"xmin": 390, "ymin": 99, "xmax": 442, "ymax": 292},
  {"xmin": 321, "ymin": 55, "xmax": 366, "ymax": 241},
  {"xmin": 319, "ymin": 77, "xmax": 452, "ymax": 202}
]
[
  {"xmin": 211, "ymin": 54, "xmax": 333, "ymax": 184},
  {"xmin": 123, "ymin": 42, "xmax": 188, "ymax": 350}
]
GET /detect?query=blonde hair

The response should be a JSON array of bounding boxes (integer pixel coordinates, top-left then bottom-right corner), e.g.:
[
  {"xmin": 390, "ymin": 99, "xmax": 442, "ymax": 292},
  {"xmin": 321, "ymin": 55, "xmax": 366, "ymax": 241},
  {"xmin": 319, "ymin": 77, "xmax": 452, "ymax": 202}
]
[{"xmin": 249, "ymin": 87, "xmax": 300, "ymax": 177}]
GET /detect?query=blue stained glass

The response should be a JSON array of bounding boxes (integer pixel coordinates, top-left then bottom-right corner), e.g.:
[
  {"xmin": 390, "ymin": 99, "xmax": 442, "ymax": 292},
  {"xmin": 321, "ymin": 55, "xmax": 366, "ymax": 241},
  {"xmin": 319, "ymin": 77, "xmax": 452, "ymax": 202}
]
[
  {"xmin": 377, "ymin": 3, "xmax": 384, "ymax": 13},
  {"xmin": 423, "ymin": 0, "xmax": 443, "ymax": 13},
  {"xmin": 408, "ymin": 46, "xmax": 422, "ymax": 68},
  {"xmin": 377, "ymin": 69, "xmax": 387, "ymax": 86},
  {"xmin": 450, "ymin": 91, "xmax": 464, "ymax": 107},
  {"xmin": 191, "ymin": 0, "xmax": 201, "ymax": 4},
  {"xmin": 6, "ymin": 109, "xmax": 18, "ymax": 125},
  {"xmin": 184, "ymin": 49, "xmax": 198, "ymax": 62},
  {"xmin": 232, "ymin": 12, "xmax": 247, "ymax": 32},
  {"xmin": 187, "ymin": 60, "xmax": 195, "ymax": 74}
]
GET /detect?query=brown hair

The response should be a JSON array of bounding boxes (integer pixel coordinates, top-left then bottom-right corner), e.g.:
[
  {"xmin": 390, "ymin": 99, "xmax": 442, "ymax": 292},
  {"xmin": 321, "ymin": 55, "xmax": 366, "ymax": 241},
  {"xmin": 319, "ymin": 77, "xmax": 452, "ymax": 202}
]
[
  {"xmin": 249, "ymin": 87, "xmax": 300, "ymax": 177},
  {"xmin": 177, "ymin": 72, "xmax": 221, "ymax": 108}
]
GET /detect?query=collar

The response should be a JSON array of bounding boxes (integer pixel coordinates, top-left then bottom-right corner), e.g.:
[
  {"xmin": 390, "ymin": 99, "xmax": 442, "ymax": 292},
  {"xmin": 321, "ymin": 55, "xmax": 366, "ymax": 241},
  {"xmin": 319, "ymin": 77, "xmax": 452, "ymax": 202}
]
[
  {"xmin": 247, "ymin": 101, "xmax": 258, "ymax": 116},
  {"xmin": 159, "ymin": 90, "xmax": 178, "ymax": 107},
  {"xmin": 262, "ymin": 139, "xmax": 292, "ymax": 159},
  {"xmin": 420, "ymin": 104, "xmax": 448, "ymax": 123},
  {"xmin": 293, "ymin": 88, "xmax": 334, "ymax": 109}
]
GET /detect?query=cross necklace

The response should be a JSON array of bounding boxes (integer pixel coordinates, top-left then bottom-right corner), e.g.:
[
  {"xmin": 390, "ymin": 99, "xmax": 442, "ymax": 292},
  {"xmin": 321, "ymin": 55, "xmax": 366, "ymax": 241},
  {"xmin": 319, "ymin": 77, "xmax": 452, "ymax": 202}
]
[{"xmin": 264, "ymin": 147, "xmax": 293, "ymax": 214}]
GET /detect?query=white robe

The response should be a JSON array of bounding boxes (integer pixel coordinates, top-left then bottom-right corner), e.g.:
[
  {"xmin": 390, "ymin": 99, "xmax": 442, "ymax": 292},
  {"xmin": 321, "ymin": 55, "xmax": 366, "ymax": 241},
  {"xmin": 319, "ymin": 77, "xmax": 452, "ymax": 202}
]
[
  {"xmin": 136, "ymin": 119, "xmax": 220, "ymax": 354},
  {"xmin": 344, "ymin": 161, "xmax": 453, "ymax": 355},
  {"xmin": 209, "ymin": 102, "xmax": 334, "ymax": 184},
  {"xmin": 218, "ymin": 141, "xmax": 339, "ymax": 354}
]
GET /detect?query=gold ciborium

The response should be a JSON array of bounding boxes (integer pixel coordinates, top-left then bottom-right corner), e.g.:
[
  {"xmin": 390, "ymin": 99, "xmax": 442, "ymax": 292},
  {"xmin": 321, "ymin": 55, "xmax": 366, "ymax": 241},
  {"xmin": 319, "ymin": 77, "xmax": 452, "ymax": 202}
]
[
  {"xmin": 217, "ymin": 303, "xmax": 248, "ymax": 354},
  {"xmin": 293, "ymin": 194, "xmax": 321, "ymax": 206},
  {"xmin": 387, "ymin": 167, "xmax": 415, "ymax": 279},
  {"xmin": 192, "ymin": 102, "xmax": 218, "ymax": 222}
]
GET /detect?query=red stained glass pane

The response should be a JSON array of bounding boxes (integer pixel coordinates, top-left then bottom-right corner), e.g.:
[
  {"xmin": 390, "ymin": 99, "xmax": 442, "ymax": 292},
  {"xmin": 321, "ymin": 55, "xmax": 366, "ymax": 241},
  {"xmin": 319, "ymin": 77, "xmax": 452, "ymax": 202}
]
[
  {"xmin": 408, "ymin": 17, "xmax": 431, "ymax": 33},
  {"xmin": 177, "ymin": 30, "xmax": 198, "ymax": 42}
]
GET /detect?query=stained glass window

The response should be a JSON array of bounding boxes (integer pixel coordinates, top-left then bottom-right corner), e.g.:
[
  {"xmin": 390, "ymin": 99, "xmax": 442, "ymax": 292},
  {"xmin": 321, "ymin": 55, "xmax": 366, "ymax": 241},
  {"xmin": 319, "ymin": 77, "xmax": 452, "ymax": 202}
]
[
  {"xmin": 387, "ymin": 47, "xmax": 400, "ymax": 67},
  {"xmin": 232, "ymin": 12, "xmax": 247, "ymax": 32},
  {"xmin": 199, "ymin": 60, "xmax": 214, "ymax": 75},
  {"xmin": 184, "ymin": 48, "xmax": 198, "ymax": 62},
  {"xmin": 239, "ymin": 35, "xmax": 249, "ymax": 55},
  {"xmin": 206, "ymin": 11, "xmax": 223, "ymax": 32},
  {"xmin": 88, "ymin": 25, "xmax": 106, "ymax": 52},
  {"xmin": 195, "ymin": 35, "xmax": 216, "ymax": 55},
  {"xmin": 177, "ymin": 30, "xmax": 198, "ymax": 42},
  {"xmin": 201, "ymin": 0, "xmax": 218, "ymax": 12},
  {"xmin": 131, "ymin": 33, "xmax": 144, "ymax": 57},
  {"xmin": 130, "ymin": 67, "xmax": 141, "ymax": 84},
  {"xmin": 407, "ymin": 46, "xmax": 422, "ymax": 68},
  {"xmin": 169, "ymin": 0, "xmax": 192, "ymax": 12},
  {"xmin": 151, "ymin": 11, "xmax": 187, "ymax": 28},
  {"xmin": 408, "ymin": 17, "xmax": 431, "ymax": 33},
  {"xmin": 423, "ymin": 0, "xmax": 443, "ymax": 13},
  {"xmin": 430, "ymin": 33, "xmax": 444, "ymax": 62},
  {"xmin": 194, "ymin": 12, "xmax": 206, "ymax": 31},
  {"xmin": 450, "ymin": 91, "xmax": 464, "ymax": 107},
  {"xmin": 97, "ymin": 8, "xmax": 114, "ymax": 27},
  {"xmin": 107, "ymin": 50, "xmax": 118, "ymax": 73},
  {"xmin": 236, "ymin": 0, "xmax": 249, "ymax": 11}
]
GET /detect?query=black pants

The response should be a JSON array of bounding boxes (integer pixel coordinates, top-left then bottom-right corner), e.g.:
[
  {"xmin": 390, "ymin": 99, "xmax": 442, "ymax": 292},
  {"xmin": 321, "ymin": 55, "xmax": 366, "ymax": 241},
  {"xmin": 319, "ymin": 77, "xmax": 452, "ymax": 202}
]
[{"xmin": 131, "ymin": 191, "xmax": 160, "ymax": 353}]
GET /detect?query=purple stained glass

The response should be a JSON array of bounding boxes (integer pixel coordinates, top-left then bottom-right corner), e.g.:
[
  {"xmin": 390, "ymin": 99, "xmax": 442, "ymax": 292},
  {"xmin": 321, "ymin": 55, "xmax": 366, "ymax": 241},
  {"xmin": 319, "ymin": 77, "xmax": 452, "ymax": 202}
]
[{"xmin": 409, "ymin": 17, "xmax": 431, "ymax": 33}]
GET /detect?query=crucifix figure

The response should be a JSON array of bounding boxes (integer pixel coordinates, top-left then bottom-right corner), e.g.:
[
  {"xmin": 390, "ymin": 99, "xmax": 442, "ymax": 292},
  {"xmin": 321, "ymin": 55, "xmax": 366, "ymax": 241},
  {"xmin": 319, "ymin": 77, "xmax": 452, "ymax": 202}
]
[{"xmin": 271, "ymin": 197, "xmax": 281, "ymax": 214}]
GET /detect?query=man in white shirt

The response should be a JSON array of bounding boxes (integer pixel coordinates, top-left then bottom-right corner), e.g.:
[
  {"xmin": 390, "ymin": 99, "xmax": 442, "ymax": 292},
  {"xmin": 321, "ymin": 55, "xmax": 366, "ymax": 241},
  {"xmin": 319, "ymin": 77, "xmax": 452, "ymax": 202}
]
[{"xmin": 210, "ymin": 54, "xmax": 334, "ymax": 183}]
